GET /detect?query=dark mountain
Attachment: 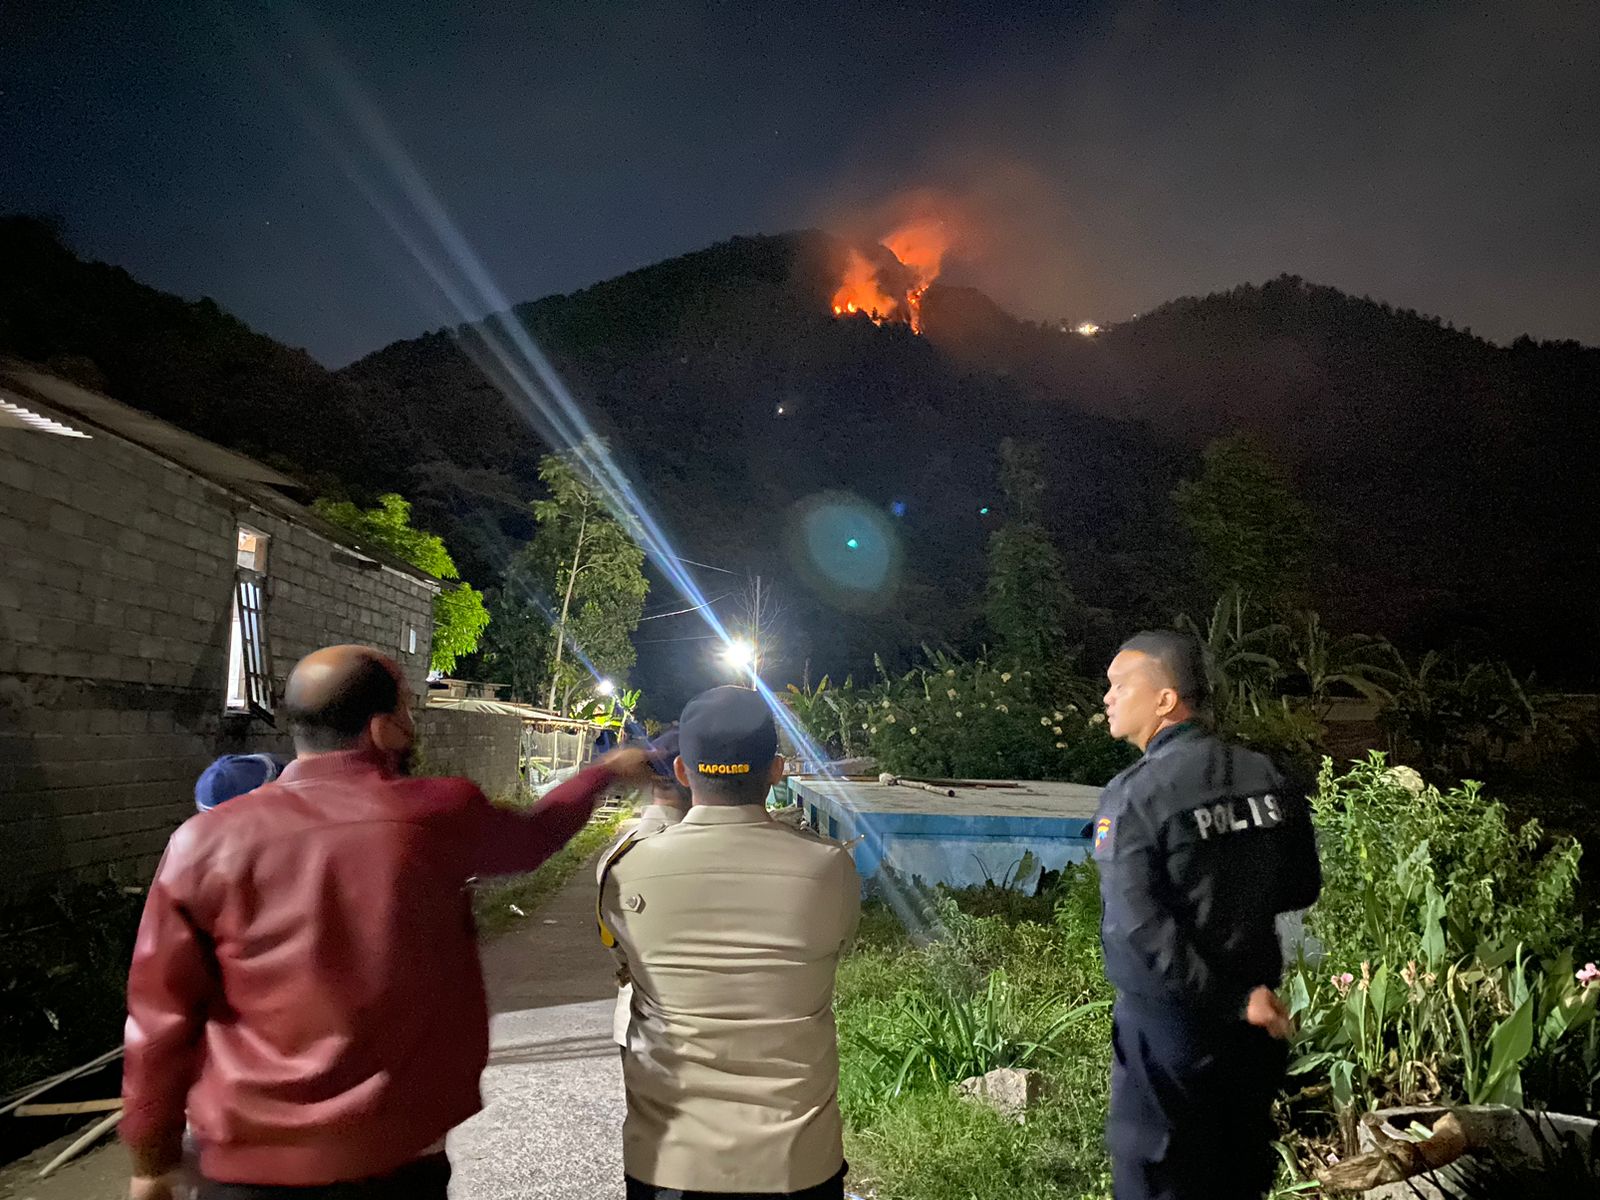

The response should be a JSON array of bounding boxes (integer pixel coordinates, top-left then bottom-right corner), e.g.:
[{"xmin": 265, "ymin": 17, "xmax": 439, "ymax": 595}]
[
  {"xmin": 5, "ymin": 214, "xmax": 1595, "ymax": 707},
  {"xmin": 927, "ymin": 276, "xmax": 1600, "ymax": 662},
  {"xmin": 0, "ymin": 216, "xmax": 396, "ymax": 498},
  {"xmin": 338, "ymin": 231, "xmax": 1188, "ymax": 704}
]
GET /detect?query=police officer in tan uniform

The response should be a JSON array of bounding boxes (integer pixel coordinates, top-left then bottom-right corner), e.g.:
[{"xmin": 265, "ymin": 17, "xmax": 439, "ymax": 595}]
[
  {"xmin": 599, "ymin": 726, "xmax": 691, "ymax": 1049},
  {"xmin": 599, "ymin": 686, "xmax": 860, "ymax": 1200}
]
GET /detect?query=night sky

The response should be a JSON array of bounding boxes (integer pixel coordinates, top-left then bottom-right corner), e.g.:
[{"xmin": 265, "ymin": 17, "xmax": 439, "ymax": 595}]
[{"xmin": 4, "ymin": 1, "xmax": 1596, "ymax": 366}]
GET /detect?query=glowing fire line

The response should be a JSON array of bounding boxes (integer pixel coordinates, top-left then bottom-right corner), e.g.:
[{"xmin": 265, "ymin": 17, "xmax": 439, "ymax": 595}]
[{"xmin": 831, "ymin": 217, "xmax": 950, "ymax": 334}]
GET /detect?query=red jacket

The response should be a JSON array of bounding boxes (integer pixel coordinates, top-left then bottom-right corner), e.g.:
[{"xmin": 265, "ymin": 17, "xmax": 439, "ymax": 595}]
[{"xmin": 121, "ymin": 752, "xmax": 616, "ymax": 1186}]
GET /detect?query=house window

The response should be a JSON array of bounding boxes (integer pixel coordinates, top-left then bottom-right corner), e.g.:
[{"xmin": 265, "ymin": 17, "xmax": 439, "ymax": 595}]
[{"xmin": 226, "ymin": 526, "xmax": 274, "ymax": 720}]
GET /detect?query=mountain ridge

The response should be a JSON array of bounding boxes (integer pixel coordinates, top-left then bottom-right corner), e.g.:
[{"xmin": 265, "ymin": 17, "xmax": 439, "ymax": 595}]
[{"xmin": 4, "ymin": 215, "xmax": 1595, "ymax": 697}]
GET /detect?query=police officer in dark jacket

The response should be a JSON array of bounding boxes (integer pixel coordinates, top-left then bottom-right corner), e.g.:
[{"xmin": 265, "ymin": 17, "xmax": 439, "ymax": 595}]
[{"xmin": 1093, "ymin": 631, "xmax": 1321, "ymax": 1200}]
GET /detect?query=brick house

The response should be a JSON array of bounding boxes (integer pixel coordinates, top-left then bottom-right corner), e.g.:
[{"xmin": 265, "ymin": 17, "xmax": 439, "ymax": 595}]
[{"xmin": 0, "ymin": 362, "xmax": 439, "ymax": 899}]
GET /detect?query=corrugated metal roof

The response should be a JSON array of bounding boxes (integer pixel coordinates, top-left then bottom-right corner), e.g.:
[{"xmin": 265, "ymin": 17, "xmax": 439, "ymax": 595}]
[
  {"xmin": 3, "ymin": 363, "xmax": 307, "ymax": 494},
  {"xmin": 426, "ymin": 695, "xmax": 601, "ymax": 728},
  {"xmin": 0, "ymin": 360, "xmax": 439, "ymax": 589}
]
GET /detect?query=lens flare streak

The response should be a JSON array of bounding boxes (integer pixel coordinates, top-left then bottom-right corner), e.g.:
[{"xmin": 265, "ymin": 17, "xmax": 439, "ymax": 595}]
[{"xmin": 286, "ymin": 22, "xmax": 936, "ymax": 936}]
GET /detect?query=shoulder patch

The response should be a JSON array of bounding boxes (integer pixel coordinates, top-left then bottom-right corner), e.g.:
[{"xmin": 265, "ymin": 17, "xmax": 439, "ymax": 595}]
[{"xmin": 1093, "ymin": 816, "xmax": 1113, "ymax": 857}]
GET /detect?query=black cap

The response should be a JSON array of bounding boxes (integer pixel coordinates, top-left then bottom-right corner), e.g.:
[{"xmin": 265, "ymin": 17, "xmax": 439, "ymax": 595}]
[
  {"xmin": 679, "ymin": 686, "xmax": 778, "ymax": 781},
  {"xmin": 1118, "ymin": 630, "xmax": 1211, "ymax": 706},
  {"xmin": 645, "ymin": 725, "xmax": 681, "ymax": 780}
]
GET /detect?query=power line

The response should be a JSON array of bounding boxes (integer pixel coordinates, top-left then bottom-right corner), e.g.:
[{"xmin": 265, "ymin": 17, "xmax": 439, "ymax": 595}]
[
  {"xmin": 669, "ymin": 555, "xmax": 737, "ymax": 575},
  {"xmin": 638, "ymin": 591, "xmax": 732, "ymax": 621}
]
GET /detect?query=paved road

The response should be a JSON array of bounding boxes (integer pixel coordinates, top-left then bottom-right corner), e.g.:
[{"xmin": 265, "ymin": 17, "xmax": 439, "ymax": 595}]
[
  {"xmin": 0, "ymin": 844, "xmax": 629, "ymax": 1200},
  {"xmin": 452, "ymin": 846, "xmax": 628, "ymax": 1199}
]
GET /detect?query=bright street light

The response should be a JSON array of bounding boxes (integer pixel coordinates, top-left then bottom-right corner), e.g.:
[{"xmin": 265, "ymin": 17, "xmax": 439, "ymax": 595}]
[
  {"xmin": 722, "ymin": 638, "xmax": 757, "ymax": 674},
  {"xmin": 597, "ymin": 678, "xmax": 616, "ymax": 696}
]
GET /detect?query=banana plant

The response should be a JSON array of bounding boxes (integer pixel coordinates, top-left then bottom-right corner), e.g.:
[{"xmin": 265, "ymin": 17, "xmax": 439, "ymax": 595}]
[
  {"xmin": 1176, "ymin": 587, "xmax": 1285, "ymax": 726},
  {"xmin": 573, "ymin": 687, "xmax": 641, "ymax": 731},
  {"xmin": 1285, "ymin": 609, "xmax": 1399, "ymax": 716}
]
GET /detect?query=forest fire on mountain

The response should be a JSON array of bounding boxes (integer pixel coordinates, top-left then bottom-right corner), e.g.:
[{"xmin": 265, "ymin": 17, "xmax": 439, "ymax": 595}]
[
  {"xmin": 830, "ymin": 248, "xmax": 899, "ymax": 322},
  {"xmin": 830, "ymin": 217, "xmax": 951, "ymax": 333}
]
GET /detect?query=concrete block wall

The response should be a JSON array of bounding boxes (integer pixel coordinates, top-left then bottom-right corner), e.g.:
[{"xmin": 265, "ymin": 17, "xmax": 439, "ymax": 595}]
[
  {"xmin": 248, "ymin": 512, "xmax": 436, "ymax": 703},
  {"xmin": 416, "ymin": 708, "xmax": 523, "ymax": 801},
  {"xmin": 0, "ymin": 419, "xmax": 436, "ymax": 899}
]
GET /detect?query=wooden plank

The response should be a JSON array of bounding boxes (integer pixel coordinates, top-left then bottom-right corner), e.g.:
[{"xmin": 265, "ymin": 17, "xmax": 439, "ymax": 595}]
[
  {"xmin": 38, "ymin": 1110, "xmax": 123, "ymax": 1178},
  {"xmin": 15, "ymin": 1099, "xmax": 123, "ymax": 1117},
  {"xmin": 0, "ymin": 1048, "xmax": 124, "ymax": 1117}
]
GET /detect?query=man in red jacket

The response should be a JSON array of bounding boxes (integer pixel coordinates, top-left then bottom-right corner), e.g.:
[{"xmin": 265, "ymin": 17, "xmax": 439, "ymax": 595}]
[{"xmin": 122, "ymin": 645, "xmax": 652, "ymax": 1200}]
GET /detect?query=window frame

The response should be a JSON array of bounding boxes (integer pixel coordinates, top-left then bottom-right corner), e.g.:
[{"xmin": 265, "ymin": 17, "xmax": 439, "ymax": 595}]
[{"xmin": 225, "ymin": 525, "xmax": 275, "ymax": 722}]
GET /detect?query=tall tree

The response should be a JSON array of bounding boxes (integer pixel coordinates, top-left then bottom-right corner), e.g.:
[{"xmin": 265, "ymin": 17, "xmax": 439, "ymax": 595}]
[
  {"xmin": 478, "ymin": 566, "xmax": 552, "ymax": 702},
  {"xmin": 487, "ymin": 450, "xmax": 649, "ymax": 710},
  {"xmin": 1172, "ymin": 434, "xmax": 1314, "ymax": 607},
  {"xmin": 984, "ymin": 438, "xmax": 1080, "ymax": 666},
  {"xmin": 733, "ymin": 572, "xmax": 784, "ymax": 680},
  {"xmin": 314, "ymin": 493, "xmax": 490, "ymax": 674}
]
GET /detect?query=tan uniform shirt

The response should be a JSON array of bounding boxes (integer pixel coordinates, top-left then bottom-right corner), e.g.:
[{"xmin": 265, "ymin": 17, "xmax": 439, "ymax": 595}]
[
  {"xmin": 600, "ymin": 804, "xmax": 686, "ymax": 1045},
  {"xmin": 599, "ymin": 805, "xmax": 860, "ymax": 1193}
]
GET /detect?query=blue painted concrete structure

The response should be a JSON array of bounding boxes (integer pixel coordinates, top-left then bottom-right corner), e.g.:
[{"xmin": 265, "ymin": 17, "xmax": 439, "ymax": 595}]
[{"xmin": 788, "ymin": 776, "xmax": 1102, "ymax": 891}]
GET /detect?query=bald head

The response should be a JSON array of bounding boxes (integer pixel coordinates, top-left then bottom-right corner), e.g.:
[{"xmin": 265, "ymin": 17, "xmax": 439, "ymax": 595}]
[{"xmin": 283, "ymin": 646, "xmax": 412, "ymax": 755}]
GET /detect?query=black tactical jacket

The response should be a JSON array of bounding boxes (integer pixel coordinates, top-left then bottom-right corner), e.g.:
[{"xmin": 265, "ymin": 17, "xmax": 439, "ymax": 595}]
[{"xmin": 1092, "ymin": 722, "xmax": 1321, "ymax": 1019}]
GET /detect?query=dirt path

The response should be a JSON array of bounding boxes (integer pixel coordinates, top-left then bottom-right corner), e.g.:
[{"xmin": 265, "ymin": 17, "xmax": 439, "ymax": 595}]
[
  {"xmin": 479, "ymin": 845, "xmax": 621, "ymax": 1013},
  {"xmin": 0, "ymin": 841, "xmax": 628, "ymax": 1200}
]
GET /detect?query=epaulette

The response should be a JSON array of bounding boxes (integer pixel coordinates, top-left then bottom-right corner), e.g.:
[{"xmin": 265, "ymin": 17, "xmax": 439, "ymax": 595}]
[{"xmin": 595, "ymin": 823, "xmax": 668, "ymax": 947}]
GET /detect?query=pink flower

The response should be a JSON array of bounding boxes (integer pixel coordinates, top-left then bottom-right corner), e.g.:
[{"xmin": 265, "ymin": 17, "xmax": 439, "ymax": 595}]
[
  {"xmin": 1332, "ymin": 972, "xmax": 1356, "ymax": 996},
  {"xmin": 1577, "ymin": 962, "xmax": 1600, "ymax": 988}
]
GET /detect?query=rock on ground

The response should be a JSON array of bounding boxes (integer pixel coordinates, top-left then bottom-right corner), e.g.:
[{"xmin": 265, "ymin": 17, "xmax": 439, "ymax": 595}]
[{"xmin": 956, "ymin": 1067, "xmax": 1046, "ymax": 1121}]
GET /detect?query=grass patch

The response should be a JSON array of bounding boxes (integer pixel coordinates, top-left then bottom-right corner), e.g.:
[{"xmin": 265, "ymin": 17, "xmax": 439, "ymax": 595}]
[
  {"xmin": 837, "ymin": 869, "xmax": 1116, "ymax": 1199},
  {"xmin": 472, "ymin": 810, "xmax": 624, "ymax": 938},
  {"xmin": 846, "ymin": 1086, "xmax": 1111, "ymax": 1200}
]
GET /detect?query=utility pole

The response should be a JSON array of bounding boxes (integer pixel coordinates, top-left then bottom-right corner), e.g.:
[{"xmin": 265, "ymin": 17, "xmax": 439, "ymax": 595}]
[
  {"xmin": 547, "ymin": 496, "xmax": 591, "ymax": 711},
  {"xmin": 751, "ymin": 573, "xmax": 761, "ymax": 684}
]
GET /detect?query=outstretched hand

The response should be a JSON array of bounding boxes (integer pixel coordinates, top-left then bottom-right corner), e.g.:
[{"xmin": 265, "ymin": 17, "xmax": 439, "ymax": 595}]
[
  {"xmin": 129, "ymin": 1174, "xmax": 178, "ymax": 1200},
  {"xmin": 598, "ymin": 746, "xmax": 660, "ymax": 789},
  {"xmin": 1245, "ymin": 985, "xmax": 1292, "ymax": 1039}
]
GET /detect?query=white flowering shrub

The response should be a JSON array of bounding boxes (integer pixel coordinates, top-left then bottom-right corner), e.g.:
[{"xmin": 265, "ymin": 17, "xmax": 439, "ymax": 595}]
[{"xmin": 842, "ymin": 654, "xmax": 1135, "ymax": 783}]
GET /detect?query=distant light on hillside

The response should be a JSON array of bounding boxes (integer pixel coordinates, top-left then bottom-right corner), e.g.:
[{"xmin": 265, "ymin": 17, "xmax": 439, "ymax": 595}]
[{"xmin": 1075, "ymin": 322, "xmax": 1101, "ymax": 337}]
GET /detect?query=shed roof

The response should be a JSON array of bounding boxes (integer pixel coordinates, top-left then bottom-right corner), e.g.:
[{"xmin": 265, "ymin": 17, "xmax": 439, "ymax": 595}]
[
  {"xmin": 425, "ymin": 695, "xmax": 601, "ymax": 729},
  {"xmin": 0, "ymin": 360, "xmax": 439, "ymax": 589}
]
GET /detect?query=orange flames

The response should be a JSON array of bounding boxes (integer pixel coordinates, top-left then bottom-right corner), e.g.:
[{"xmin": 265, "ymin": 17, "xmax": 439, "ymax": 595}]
[
  {"xmin": 881, "ymin": 218, "xmax": 950, "ymax": 334},
  {"xmin": 831, "ymin": 217, "xmax": 952, "ymax": 334},
  {"xmin": 831, "ymin": 249, "xmax": 899, "ymax": 322}
]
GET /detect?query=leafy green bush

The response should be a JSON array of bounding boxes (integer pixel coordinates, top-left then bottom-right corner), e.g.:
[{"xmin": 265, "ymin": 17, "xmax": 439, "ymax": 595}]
[
  {"xmin": 792, "ymin": 652, "xmax": 1135, "ymax": 783},
  {"xmin": 1283, "ymin": 754, "xmax": 1598, "ymax": 1153},
  {"xmin": 314, "ymin": 493, "xmax": 490, "ymax": 674},
  {"xmin": 1377, "ymin": 651, "xmax": 1574, "ymax": 778},
  {"xmin": 1307, "ymin": 754, "xmax": 1581, "ymax": 966}
]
